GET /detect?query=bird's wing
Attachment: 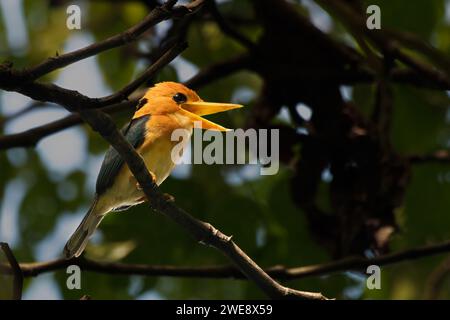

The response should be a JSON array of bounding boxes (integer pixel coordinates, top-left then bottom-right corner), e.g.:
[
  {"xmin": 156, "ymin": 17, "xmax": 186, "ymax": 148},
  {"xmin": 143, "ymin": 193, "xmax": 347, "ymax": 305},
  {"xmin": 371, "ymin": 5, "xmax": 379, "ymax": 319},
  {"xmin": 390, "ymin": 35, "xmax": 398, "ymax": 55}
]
[{"xmin": 95, "ymin": 115, "xmax": 150, "ymax": 195}]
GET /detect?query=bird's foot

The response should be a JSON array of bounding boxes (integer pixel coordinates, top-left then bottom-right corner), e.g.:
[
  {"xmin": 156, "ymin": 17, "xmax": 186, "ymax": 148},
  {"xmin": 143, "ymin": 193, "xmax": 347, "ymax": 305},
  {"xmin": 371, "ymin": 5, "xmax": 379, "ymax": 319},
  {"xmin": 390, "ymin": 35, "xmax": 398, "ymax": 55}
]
[
  {"xmin": 163, "ymin": 193, "xmax": 175, "ymax": 203},
  {"xmin": 135, "ymin": 172, "xmax": 156, "ymax": 190},
  {"xmin": 136, "ymin": 196, "xmax": 147, "ymax": 203}
]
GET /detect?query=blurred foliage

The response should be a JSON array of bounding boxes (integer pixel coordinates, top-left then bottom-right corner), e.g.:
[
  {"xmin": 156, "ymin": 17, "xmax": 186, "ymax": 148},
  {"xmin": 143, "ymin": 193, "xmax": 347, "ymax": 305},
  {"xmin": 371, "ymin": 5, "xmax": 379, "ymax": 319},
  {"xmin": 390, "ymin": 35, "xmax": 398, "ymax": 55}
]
[{"xmin": 1, "ymin": 0, "xmax": 450, "ymax": 300}]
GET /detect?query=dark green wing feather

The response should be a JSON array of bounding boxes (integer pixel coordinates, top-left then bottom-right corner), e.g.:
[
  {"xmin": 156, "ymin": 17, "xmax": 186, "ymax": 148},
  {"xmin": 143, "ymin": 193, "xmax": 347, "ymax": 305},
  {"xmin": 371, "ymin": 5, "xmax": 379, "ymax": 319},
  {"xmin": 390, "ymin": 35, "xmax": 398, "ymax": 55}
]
[{"xmin": 95, "ymin": 115, "xmax": 150, "ymax": 195}]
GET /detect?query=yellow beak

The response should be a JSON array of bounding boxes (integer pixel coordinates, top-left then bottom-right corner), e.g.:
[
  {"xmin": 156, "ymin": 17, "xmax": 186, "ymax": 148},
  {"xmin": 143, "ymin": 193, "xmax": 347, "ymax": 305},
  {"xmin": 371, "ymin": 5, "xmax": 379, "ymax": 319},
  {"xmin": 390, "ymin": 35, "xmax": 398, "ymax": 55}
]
[{"xmin": 178, "ymin": 101, "xmax": 243, "ymax": 131}]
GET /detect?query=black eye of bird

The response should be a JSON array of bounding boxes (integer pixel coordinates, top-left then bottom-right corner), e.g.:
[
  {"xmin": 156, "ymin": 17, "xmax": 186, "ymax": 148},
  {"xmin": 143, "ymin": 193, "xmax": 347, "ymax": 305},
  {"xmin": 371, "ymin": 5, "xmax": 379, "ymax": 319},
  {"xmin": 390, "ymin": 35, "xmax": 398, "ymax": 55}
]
[{"xmin": 172, "ymin": 92, "xmax": 187, "ymax": 104}]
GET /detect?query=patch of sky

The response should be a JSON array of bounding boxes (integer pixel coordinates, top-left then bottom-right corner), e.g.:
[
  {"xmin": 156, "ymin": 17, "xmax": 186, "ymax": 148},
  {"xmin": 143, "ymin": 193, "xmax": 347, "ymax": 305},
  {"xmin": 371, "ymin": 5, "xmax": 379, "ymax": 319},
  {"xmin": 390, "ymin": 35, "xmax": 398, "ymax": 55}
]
[
  {"xmin": 224, "ymin": 165, "xmax": 262, "ymax": 186},
  {"xmin": 0, "ymin": 0, "xmax": 28, "ymax": 54},
  {"xmin": 170, "ymin": 55, "xmax": 199, "ymax": 82},
  {"xmin": 22, "ymin": 274, "xmax": 62, "ymax": 300},
  {"xmin": 300, "ymin": 0, "xmax": 333, "ymax": 33},
  {"xmin": 0, "ymin": 178, "xmax": 27, "ymax": 247}
]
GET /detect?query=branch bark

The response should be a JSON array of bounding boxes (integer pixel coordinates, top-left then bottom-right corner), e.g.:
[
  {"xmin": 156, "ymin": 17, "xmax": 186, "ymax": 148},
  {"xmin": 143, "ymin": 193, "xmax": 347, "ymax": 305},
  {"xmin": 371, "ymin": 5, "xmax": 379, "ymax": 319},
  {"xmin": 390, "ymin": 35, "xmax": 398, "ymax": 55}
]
[
  {"xmin": 315, "ymin": 0, "xmax": 450, "ymax": 89},
  {"xmin": 73, "ymin": 94, "xmax": 329, "ymax": 301},
  {"xmin": 9, "ymin": 0, "xmax": 195, "ymax": 82},
  {"xmin": 425, "ymin": 255, "xmax": 450, "ymax": 300},
  {"xmin": 0, "ymin": 2, "xmax": 327, "ymax": 300},
  {"xmin": 409, "ymin": 150, "xmax": 450, "ymax": 164},
  {"xmin": 0, "ymin": 242, "xmax": 23, "ymax": 300},
  {"xmin": 2, "ymin": 239, "xmax": 450, "ymax": 282},
  {"xmin": 0, "ymin": 100, "xmax": 136, "ymax": 150}
]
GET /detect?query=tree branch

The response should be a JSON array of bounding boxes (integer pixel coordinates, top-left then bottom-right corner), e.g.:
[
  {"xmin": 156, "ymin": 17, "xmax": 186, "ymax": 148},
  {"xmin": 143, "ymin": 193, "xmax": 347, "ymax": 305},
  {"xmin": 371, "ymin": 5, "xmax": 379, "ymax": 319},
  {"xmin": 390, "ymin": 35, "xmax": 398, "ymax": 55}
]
[
  {"xmin": 0, "ymin": 62, "xmax": 444, "ymax": 152},
  {"xmin": 9, "ymin": 0, "xmax": 197, "ymax": 82},
  {"xmin": 0, "ymin": 54, "xmax": 250, "ymax": 151},
  {"xmin": 0, "ymin": 8, "xmax": 326, "ymax": 301},
  {"xmin": 0, "ymin": 242, "xmax": 23, "ymax": 300},
  {"xmin": 2, "ymin": 239, "xmax": 450, "ymax": 283},
  {"xmin": 206, "ymin": 0, "xmax": 256, "ymax": 51},
  {"xmin": 0, "ymin": 100, "xmax": 137, "ymax": 150},
  {"xmin": 96, "ymin": 41, "xmax": 188, "ymax": 108},
  {"xmin": 315, "ymin": 0, "xmax": 450, "ymax": 89},
  {"xmin": 425, "ymin": 255, "xmax": 450, "ymax": 300},
  {"xmin": 383, "ymin": 28, "xmax": 450, "ymax": 75},
  {"xmin": 185, "ymin": 54, "xmax": 252, "ymax": 89},
  {"xmin": 0, "ymin": 42, "xmax": 186, "ymax": 112},
  {"xmin": 76, "ymin": 100, "xmax": 328, "ymax": 300},
  {"xmin": 409, "ymin": 150, "xmax": 450, "ymax": 164}
]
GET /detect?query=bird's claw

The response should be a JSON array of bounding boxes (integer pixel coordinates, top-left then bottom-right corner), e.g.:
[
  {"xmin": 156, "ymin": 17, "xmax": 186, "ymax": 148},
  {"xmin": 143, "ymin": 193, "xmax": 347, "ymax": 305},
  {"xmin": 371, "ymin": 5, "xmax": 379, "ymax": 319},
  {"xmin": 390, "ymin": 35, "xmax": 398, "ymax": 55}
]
[
  {"xmin": 163, "ymin": 193, "xmax": 175, "ymax": 202},
  {"xmin": 135, "ymin": 172, "xmax": 157, "ymax": 190}
]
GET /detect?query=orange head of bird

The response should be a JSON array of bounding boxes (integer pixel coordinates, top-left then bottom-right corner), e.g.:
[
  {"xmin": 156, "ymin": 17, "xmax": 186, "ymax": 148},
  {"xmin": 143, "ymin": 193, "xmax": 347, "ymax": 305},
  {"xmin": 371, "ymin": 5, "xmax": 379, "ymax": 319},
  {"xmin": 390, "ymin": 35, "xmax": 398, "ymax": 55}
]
[{"xmin": 133, "ymin": 82, "xmax": 242, "ymax": 131}]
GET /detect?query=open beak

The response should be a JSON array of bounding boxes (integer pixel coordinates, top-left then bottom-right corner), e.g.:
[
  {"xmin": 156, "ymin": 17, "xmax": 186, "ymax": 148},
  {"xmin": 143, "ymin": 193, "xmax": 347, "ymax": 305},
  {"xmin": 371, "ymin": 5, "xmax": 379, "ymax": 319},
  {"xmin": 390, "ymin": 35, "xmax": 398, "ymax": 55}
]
[{"xmin": 178, "ymin": 101, "xmax": 243, "ymax": 131}]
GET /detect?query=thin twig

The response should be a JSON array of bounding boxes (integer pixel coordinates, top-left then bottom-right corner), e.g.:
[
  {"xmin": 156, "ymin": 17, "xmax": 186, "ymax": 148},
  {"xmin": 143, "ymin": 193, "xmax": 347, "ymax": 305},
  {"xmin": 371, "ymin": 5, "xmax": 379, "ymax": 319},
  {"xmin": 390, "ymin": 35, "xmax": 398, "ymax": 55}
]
[
  {"xmin": 383, "ymin": 28, "xmax": 450, "ymax": 74},
  {"xmin": 0, "ymin": 100, "xmax": 137, "ymax": 150},
  {"xmin": 95, "ymin": 41, "xmax": 188, "ymax": 108},
  {"xmin": 0, "ymin": 62, "xmax": 444, "ymax": 152},
  {"xmin": 185, "ymin": 53, "xmax": 251, "ymax": 89},
  {"xmin": 315, "ymin": 0, "xmax": 450, "ymax": 89},
  {"xmin": 409, "ymin": 150, "xmax": 450, "ymax": 164},
  {"xmin": 425, "ymin": 255, "xmax": 450, "ymax": 300},
  {"xmin": 0, "ymin": 42, "xmax": 186, "ymax": 113},
  {"xmin": 16, "ymin": 0, "xmax": 185, "ymax": 81},
  {"xmin": 206, "ymin": 0, "xmax": 256, "ymax": 51},
  {"xmin": 0, "ymin": 14, "xmax": 327, "ymax": 302},
  {"xmin": 0, "ymin": 101, "xmax": 48, "ymax": 129},
  {"xmin": 0, "ymin": 54, "xmax": 249, "ymax": 150}
]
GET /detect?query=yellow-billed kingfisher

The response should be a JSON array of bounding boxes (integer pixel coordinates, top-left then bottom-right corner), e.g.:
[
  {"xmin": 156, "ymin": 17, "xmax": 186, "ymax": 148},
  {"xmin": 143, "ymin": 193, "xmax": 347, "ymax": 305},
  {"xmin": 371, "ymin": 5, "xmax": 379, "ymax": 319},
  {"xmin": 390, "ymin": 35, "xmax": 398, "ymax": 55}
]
[{"xmin": 64, "ymin": 82, "xmax": 242, "ymax": 258}]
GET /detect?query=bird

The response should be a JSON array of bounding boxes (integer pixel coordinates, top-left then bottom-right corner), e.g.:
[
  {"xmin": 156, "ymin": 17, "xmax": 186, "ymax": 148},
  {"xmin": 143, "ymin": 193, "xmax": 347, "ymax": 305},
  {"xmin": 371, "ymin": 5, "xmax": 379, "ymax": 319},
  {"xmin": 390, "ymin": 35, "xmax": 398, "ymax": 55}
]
[{"xmin": 64, "ymin": 82, "xmax": 242, "ymax": 259}]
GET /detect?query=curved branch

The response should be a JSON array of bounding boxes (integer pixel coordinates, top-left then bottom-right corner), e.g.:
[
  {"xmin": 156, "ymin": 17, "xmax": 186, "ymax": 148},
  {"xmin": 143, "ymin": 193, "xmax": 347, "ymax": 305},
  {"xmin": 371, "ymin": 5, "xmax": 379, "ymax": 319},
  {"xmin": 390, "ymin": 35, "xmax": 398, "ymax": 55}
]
[
  {"xmin": 0, "ymin": 100, "xmax": 136, "ymax": 150},
  {"xmin": 185, "ymin": 53, "xmax": 251, "ymax": 89},
  {"xmin": 315, "ymin": 0, "xmax": 450, "ymax": 89},
  {"xmin": 77, "ymin": 103, "xmax": 328, "ymax": 300},
  {"xmin": 0, "ymin": 52, "xmax": 247, "ymax": 151},
  {"xmin": 0, "ymin": 42, "xmax": 186, "ymax": 112},
  {"xmin": 206, "ymin": 0, "xmax": 256, "ymax": 51},
  {"xmin": 15, "ymin": 0, "xmax": 201, "ymax": 81},
  {"xmin": 0, "ymin": 63, "xmax": 444, "ymax": 152},
  {"xmin": 0, "ymin": 15, "xmax": 326, "ymax": 302}
]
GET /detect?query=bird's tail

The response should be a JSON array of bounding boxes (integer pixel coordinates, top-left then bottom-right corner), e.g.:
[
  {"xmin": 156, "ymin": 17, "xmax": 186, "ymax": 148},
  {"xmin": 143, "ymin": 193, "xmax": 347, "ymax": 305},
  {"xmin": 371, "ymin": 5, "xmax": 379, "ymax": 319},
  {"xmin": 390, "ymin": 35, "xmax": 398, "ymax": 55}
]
[{"xmin": 64, "ymin": 198, "xmax": 105, "ymax": 259}]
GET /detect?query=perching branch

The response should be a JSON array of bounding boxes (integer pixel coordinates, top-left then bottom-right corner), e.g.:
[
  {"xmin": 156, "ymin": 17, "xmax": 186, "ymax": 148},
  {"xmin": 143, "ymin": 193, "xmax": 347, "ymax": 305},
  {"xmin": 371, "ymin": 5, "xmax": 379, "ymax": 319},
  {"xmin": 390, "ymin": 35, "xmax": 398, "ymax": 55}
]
[
  {"xmin": 0, "ymin": 5, "xmax": 327, "ymax": 301},
  {"xmin": 72, "ymin": 85, "xmax": 328, "ymax": 301},
  {"xmin": 81, "ymin": 108, "xmax": 328, "ymax": 300}
]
